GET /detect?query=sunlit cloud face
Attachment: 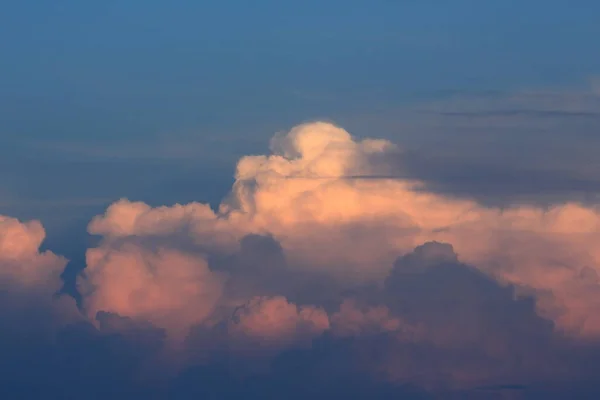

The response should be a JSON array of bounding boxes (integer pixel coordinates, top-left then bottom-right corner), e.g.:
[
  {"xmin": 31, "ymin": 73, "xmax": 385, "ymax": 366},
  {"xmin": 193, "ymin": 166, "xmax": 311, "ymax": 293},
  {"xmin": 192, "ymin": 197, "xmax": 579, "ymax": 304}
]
[
  {"xmin": 0, "ymin": 215, "xmax": 81, "ymax": 365},
  {"xmin": 330, "ymin": 299, "xmax": 407, "ymax": 337},
  {"xmin": 80, "ymin": 245, "xmax": 226, "ymax": 340},
  {"xmin": 228, "ymin": 296, "xmax": 329, "ymax": 353},
  {"xmin": 80, "ymin": 121, "xmax": 600, "ymax": 345},
  {"xmin": 0, "ymin": 216, "xmax": 64, "ymax": 288},
  {"xmin": 0, "ymin": 215, "xmax": 79, "ymax": 319}
]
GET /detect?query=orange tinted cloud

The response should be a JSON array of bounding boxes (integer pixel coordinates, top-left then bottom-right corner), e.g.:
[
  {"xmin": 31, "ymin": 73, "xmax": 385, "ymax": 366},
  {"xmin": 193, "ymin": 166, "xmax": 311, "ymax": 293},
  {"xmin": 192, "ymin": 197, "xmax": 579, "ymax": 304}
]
[
  {"xmin": 330, "ymin": 299, "xmax": 411, "ymax": 337},
  {"xmin": 228, "ymin": 296, "xmax": 329, "ymax": 353},
  {"xmin": 80, "ymin": 244, "xmax": 225, "ymax": 339},
  {"xmin": 81, "ymin": 121, "xmax": 600, "ymax": 343},
  {"xmin": 0, "ymin": 216, "xmax": 65, "ymax": 289},
  {"xmin": 0, "ymin": 215, "xmax": 80, "ymax": 326}
]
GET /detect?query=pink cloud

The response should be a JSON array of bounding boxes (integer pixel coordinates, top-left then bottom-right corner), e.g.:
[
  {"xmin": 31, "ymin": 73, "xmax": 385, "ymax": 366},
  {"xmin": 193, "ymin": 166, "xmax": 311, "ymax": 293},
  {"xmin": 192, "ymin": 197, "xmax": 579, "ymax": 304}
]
[
  {"xmin": 80, "ymin": 121, "xmax": 600, "ymax": 347},
  {"xmin": 330, "ymin": 299, "xmax": 415, "ymax": 338},
  {"xmin": 79, "ymin": 244, "xmax": 225, "ymax": 339},
  {"xmin": 228, "ymin": 296, "xmax": 329, "ymax": 353},
  {"xmin": 0, "ymin": 215, "xmax": 81, "ymax": 328},
  {"xmin": 0, "ymin": 216, "xmax": 65, "ymax": 289}
]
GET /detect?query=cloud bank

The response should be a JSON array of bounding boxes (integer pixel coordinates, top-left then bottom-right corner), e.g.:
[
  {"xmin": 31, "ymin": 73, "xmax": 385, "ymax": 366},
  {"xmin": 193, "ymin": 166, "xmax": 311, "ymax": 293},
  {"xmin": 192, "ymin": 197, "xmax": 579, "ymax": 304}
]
[
  {"xmin": 81, "ymin": 122, "xmax": 600, "ymax": 338},
  {"xmin": 4, "ymin": 121, "xmax": 600, "ymax": 397}
]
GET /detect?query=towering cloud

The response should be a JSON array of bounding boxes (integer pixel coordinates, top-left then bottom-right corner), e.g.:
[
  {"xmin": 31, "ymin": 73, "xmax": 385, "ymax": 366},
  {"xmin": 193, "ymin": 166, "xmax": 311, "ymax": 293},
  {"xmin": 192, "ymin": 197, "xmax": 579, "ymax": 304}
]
[
  {"xmin": 2, "ymin": 121, "xmax": 600, "ymax": 396},
  {"xmin": 0, "ymin": 120, "xmax": 576, "ymax": 398},
  {"xmin": 79, "ymin": 122, "xmax": 600, "ymax": 344}
]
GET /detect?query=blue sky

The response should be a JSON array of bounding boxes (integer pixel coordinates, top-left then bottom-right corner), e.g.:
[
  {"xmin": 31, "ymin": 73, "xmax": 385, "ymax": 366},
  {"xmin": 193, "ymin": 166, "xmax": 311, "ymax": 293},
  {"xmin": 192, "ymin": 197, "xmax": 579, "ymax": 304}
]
[
  {"xmin": 3, "ymin": 0, "xmax": 600, "ymax": 142},
  {"xmin": 2, "ymin": 1, "xmax": 599, "ymax": 143},
  {"xmin": 3, "ymin": 0, "xmax": 600, "ymax": 233}
]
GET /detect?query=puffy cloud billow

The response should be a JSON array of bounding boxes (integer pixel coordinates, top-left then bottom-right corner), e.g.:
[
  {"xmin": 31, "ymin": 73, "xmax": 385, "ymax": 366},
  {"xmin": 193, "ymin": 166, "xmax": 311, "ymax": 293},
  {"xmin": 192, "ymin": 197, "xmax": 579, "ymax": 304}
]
[
  {"xmin": 4, "ymin": 121, "xmax": 600, "ymax": 398},
  {"xmin": 0, "ymin": 215, "xmax": 79, "ymax": 326}
]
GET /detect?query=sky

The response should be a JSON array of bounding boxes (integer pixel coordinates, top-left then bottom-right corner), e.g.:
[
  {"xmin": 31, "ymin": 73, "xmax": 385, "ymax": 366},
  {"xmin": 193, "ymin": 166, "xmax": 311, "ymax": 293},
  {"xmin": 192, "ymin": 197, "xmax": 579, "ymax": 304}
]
[{"xmin": 2, "ymin": 1, "xmax": 600, "ymax": 398}]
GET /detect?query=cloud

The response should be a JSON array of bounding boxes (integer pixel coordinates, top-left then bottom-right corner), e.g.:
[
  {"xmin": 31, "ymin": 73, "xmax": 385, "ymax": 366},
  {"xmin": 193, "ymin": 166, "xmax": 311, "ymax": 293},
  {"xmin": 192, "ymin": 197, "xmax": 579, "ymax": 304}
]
[
  {"xmin": 79, "ymin": 244, "xmax": 226, "ymax": 340},
  {"xmin": 0, "ymin": 215, "xmax": 79, "ymax": 324},
  {"xmin": 0, "ymin": 215, "xmax": 173, "ymax": 397},
  {"xmin": 0, "ymin": 215, "xmax": 64, "ymax": 288},
  {"xmin": 0, "ymin": 216, "xmax": 100, "ymax": 398},
  {"xmin": 228, "ymin": 296, "xmax": 329, "ymax": 353},
  {"xmin": 246, "ymin": 242, "xmax": 596, "ymax": 393},
  {"xmin": 330, "ymin": 299, "xmax": 407, "ymax": 337},
  {"xmin": 5, "ymin": 121, "xmax": 600, "ymax": 396},
  {"xmin": 380, "ymin": 242, "xmax": 556, "ymax": 389},
  {"xmin": 80, "ymin": 121, "xmax": 600, "ymax": 343}
]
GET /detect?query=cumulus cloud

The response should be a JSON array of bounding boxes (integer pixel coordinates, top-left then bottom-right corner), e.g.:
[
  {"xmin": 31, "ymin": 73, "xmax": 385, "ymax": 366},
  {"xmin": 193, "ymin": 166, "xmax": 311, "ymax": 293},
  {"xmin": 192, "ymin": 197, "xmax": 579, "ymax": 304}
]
[
  {"xmin": 330, "ymin": 299, "xmax": 407, "ymax": 337},
  {"xmin": 0, "ymin": 215, "xmax": 96, "ymax": 398},
  {"xmin": 80, "ymin": 121, "xmax": 600, "ymax": 340},
  {"xmin": 0, "ymin": 216, "xmax": 65, "ymax": 288},
  {"xmin": 249, "ymin": 242, "xmax": 586, "ymax": 393},
  {"xmin": 228, "ymin": 296, "xmax": 329, "ymax": 353},
  {"xmin": 79, "ymin": 244, "xmax": 225, "ymax": 340},
  {"xmin": 0, "ymin": 215, "xmax": 79, "ymax": 323},
  {"xmin": 43, "ymin": 120, "xmax": 600, "ymax": 396},
  {"xmin": 381, "ymin": 242, "xmax": 556, "ymax": 388}
]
